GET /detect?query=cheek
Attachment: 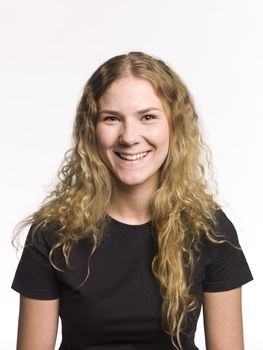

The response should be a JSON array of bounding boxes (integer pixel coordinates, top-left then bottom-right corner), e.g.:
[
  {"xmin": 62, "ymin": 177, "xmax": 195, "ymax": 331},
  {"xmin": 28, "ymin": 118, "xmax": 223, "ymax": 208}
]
[
  {"xmin": 155, "ymin": 124, "xmax": 170, "ymax": 152},
  {"xmin": 95, "ymin": 125, "xmax": 117, "ymax": 156},
  {"xmin": 96, "ymin": 125, "xmax": 108, "ymax": 147},
  {"xmin": 95, "ymin": 126, "xmax": 107, "ymax": 157}
]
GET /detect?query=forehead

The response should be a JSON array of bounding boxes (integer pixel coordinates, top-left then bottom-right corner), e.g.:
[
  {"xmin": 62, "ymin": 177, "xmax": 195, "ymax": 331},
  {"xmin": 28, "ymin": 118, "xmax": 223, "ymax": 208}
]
[{"xmin": 98, "ymin": 76, "xmax": 165, "ymax": 112}]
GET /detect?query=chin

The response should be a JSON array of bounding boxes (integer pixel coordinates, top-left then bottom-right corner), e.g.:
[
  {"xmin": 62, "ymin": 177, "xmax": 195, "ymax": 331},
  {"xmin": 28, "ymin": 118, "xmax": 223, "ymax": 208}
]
[
  {"xmin": 117, "ymin": 179, "xmax": 145, "ymax": 187},
  {"xmin": 115, "ymin": 174, "xmax": 158, "ymax": 189}
]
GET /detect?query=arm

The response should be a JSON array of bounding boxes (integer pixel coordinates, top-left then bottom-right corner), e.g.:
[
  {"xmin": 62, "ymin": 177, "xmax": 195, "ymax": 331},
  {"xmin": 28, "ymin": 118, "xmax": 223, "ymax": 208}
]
[
  {"xmin": 203, "ymin": 287, "xmax": 244, "ymax": 350},
  {"xmin": 16, "ymin": 295, "xmax": 59, "ymax": 350}
]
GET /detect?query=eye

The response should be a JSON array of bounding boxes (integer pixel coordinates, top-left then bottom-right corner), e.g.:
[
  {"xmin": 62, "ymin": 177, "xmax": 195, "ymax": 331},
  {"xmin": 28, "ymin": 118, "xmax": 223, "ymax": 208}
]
[
  {"xmin": 142, "ymin": 114, "xmax": 156, "ymax": 121},
  {"xmin": 103, "ymin": 116, "xmax": 119, "ymax": 122}
]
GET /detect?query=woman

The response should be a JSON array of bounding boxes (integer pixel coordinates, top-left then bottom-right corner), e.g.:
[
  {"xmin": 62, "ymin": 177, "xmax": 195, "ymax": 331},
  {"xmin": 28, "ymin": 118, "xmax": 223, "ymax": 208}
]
[{"xmin": 12, "ymin": 52, "xmax": 253, "ymax": 350}]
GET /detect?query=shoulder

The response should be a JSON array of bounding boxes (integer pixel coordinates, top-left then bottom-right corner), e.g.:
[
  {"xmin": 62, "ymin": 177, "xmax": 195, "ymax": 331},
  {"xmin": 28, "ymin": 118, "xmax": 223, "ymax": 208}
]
[
  {"xmin": 12, "ymin": 221, "xmax": 63, "ymax": 299},
  {"xmin": 21, "ymin": 221, "xmax": 63, "ymax": 266},
  {"xmin": 210, "ymin": 208, "xmax": 240, "ymax": 244},
  {"xmin": 199, "ymin": 208, "xmax": 241, "ymax": 262},
  {"xmin": 25, "ymin": 221, "xmax": 61, "ymax": 248},
  {"xmin": 198, "ymin": 208, "xmax": 253, "ymax": 292}
]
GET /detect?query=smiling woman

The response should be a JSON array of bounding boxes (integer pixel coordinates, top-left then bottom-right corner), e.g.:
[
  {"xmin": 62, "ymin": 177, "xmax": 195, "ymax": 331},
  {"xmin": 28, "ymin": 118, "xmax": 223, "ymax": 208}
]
[
  {"xmin": 96, "ymin": 76, "xmax": 170, "ymax": 192},
  {"xmin": 12, "ymin": 52, "xmax": 253, "ymax": 350}
]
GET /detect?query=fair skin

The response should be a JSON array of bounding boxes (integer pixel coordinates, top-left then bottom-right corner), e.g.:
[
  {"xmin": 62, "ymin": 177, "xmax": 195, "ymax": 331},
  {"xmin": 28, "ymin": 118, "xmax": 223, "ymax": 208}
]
[
  {"xmin": 16, "ymin": 296, "xmax": 59, "ymax": 350},
  {"xmin": 203, "ymin": 288, "xmax": 245, "ymax": 349},
  {"xmin": 96, "ymin": 75, "xmax": 170, "ymax": 224},
  {"xmin": 16, "ymin": 76, "xmax": 245, "ymax": 349}
]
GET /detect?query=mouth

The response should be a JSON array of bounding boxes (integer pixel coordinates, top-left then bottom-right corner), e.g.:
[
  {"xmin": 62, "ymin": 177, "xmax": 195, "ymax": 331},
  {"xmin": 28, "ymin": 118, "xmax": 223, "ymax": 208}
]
[{"xmin": 115, "ymin": 151, "xmax": 151, "ymax": 161}]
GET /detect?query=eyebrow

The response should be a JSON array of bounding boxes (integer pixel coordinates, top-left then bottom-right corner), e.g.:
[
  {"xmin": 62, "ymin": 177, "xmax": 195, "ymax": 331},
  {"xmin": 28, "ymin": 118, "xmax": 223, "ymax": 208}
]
[{"xmin": 98, "ymin": 107, "xmax": 162, "ymax": 115}]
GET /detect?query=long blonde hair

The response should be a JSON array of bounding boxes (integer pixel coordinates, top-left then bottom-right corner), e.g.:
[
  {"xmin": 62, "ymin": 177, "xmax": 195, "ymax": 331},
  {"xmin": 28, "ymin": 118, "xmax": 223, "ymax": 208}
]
[{"xmin": 14, "ymin": 52, "xmax": 221, "ymax": 349}]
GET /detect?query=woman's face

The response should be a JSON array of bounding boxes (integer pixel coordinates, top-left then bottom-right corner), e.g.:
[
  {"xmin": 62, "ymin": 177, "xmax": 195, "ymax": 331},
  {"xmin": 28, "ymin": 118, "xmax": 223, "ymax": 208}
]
[{"xmin": 96, "ymin": 75, "xmax": 170, "ymax": 192}]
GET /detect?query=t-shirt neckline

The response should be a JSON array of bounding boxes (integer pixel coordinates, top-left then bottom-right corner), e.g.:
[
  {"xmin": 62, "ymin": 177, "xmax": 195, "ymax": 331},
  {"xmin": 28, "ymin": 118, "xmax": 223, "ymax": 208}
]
[{"xmin": 107, "ymin": 215, "xmax": 152, "ymax": 231}]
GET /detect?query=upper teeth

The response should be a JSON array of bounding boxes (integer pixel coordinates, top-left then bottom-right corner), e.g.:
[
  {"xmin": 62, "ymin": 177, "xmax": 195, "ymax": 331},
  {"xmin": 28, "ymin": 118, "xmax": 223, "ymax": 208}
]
[{"xmin": 118, "ymin": 152, "xmax": 148, "ymax": 160}]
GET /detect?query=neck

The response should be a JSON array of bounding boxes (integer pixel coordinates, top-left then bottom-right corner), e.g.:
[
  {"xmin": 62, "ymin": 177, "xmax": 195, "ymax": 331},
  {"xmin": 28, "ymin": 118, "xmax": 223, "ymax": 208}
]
[{"xmin": 107, "ymin": 182, "xmax": 157, "ymax": 225}]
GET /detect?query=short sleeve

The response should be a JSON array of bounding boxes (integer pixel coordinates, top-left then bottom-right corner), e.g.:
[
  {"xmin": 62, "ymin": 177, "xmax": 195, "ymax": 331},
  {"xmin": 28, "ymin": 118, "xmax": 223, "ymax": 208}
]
[
  {"xmin": 202, "ymin": 209, "xmax": 253, "ymax": 292},
  {"xmin": 11, "ymin": 223, "xmax": 60, "ymax": 300}
]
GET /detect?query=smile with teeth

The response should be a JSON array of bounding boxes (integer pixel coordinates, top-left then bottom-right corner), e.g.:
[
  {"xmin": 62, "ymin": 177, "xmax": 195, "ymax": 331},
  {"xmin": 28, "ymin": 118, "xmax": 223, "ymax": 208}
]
[{"xmin": 116, "ymin": 151, "xmax": 150, "ymax": 161}]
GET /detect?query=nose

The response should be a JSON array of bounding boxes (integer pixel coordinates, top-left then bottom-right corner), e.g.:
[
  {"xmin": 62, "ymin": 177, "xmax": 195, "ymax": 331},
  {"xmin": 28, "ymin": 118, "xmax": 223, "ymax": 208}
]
[{"xmin": 119, "ymin": 120, "xmax": 140, "ymax": 145}]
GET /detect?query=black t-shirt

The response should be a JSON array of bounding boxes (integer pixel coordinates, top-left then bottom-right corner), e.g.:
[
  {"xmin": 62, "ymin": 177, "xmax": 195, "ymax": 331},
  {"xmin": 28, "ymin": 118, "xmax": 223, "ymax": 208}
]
[{"xmin": 12, "ymin": 209, "xmax": 253, "ymax": 349}]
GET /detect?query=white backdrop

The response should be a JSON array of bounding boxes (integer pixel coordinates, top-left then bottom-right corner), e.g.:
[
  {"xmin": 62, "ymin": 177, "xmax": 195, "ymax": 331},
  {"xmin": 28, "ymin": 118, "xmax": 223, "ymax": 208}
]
[{"xmin": 1, "ymin": 0, "xmax": 262, "ymax": 348}]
